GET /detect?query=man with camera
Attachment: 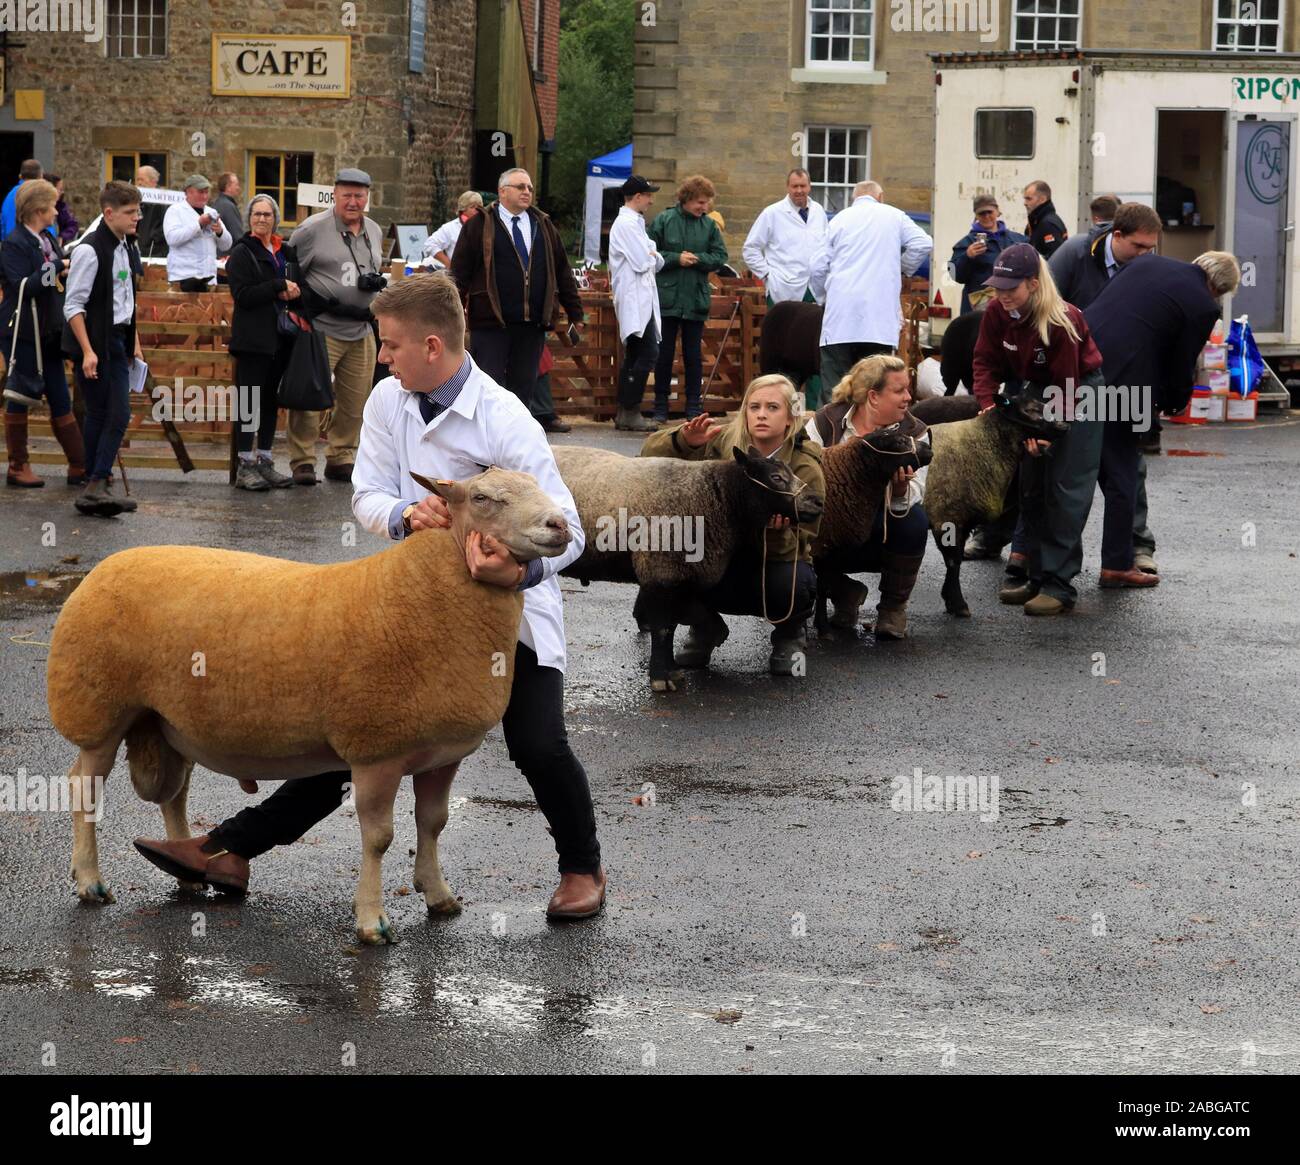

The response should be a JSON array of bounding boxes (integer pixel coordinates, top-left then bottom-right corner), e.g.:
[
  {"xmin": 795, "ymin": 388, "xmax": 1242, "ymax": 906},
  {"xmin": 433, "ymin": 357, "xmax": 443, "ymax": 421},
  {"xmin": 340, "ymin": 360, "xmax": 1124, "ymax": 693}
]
[
  {"xmin": 285, "ymin": 167, "xmax": 386, "ymax": 484},
  {"xmin": 164, "ymin": 175, "xmax": 232, "ymax": 292}
]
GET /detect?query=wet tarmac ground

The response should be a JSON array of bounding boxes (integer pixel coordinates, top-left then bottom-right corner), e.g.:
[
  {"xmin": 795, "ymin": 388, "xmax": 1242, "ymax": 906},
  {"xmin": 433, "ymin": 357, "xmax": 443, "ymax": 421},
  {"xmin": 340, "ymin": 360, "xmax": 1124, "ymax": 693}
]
[{"xmin": 1, "ymin": 415, "xmax": 1298, "ymax": 1074}]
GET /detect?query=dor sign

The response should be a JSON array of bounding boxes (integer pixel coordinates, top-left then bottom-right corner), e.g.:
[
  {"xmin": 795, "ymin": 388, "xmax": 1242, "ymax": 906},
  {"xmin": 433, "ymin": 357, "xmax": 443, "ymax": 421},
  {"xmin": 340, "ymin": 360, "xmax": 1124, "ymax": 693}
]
[
  {"xmin": 297, "ymin": 184, "xmax": 370, "ymax": 213},
  {"xmin": 212, "ymin": 35, "xmax": 350, "ymax": 99}
]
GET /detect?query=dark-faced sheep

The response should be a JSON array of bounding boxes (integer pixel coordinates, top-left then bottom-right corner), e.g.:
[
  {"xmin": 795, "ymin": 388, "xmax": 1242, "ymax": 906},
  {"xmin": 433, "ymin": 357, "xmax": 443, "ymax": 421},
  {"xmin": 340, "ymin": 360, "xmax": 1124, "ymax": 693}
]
[
  {"xmin": 46, "ymin": 468, "xmax": 570, "ymax": 945},
  {"xmin": 553, "ymin": 444, "xmax": 823, "ymax": 691},
  {"xmin": 759, "ymin": 300, "xmax": 824, "ymax": 390},
  {"xmin": 810, "ymin": 427, "xmax": 935, "ymax": 636},
  {"xmin": 923, "ymin": 392, "xmax": 1068, "ymax": 616}
]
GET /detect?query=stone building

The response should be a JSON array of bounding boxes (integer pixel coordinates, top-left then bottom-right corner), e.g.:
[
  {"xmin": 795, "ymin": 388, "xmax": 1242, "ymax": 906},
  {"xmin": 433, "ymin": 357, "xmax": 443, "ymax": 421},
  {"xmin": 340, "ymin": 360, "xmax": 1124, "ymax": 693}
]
[
  {"xmin": 635, "ymin": 0, "xmax": 1300, "ymax": 261},
  {"xmin": 0, "ymin": 0, "xmax": 561, "ymax": 235}
]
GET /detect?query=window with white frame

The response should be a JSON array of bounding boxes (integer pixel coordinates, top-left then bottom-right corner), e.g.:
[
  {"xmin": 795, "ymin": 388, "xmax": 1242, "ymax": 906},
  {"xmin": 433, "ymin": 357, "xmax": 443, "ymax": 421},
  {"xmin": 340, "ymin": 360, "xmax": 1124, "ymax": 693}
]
[
  {"xmin": 1010, "ymin": 0, "xmax": 1082, "ymax": 51},
  {"xmin": 803, "ymin": 126, "xmax": 870, "ymax": 213},
  {"xmin": 806, "ymin": 0, "xmax": 874, "ymax": 68},
  {"xmin": 1215, "ymin": 0, "xmax": 1283, "ymax": 52},
  {"xmin": 106, "ymin": 0, "xmax": 167, "ymax": 59}
]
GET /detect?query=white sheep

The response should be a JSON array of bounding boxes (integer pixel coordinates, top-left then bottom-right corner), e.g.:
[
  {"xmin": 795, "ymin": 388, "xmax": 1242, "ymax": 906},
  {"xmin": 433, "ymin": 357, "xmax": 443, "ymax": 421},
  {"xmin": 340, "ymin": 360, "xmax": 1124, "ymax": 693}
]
[{"xmin": 45, "ymin": 469, "xmax": 571, "ymax": 945}]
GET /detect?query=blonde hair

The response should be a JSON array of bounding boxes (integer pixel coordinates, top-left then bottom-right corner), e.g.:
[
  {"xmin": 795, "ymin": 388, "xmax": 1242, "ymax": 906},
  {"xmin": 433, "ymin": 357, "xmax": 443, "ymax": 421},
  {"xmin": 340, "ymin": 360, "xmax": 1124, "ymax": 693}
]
[
  {"xmin": 456, "ymin": 190, "xmax": 484, "ymax": 214},
  {"xmin": 370, "ymin": 272, "xmax": 466, "ymax": 352},
  {"xmin": 1194, "ymin": 251, "xmax": 1241, "ymax": 297},
  {"xmin": 15, "ymin": 179, "xmax": 57, "ymax": 225},
  {"xmin": 1022, "ymin": 253, "xmax": 1080, "ymax": 347},
  {"xmin": 830, "ymin": 354, "xmax": 908, "ymax": 407},
  {"xmin": 720, "ymin": 373, "xmax": 801, "ymax": 454}
]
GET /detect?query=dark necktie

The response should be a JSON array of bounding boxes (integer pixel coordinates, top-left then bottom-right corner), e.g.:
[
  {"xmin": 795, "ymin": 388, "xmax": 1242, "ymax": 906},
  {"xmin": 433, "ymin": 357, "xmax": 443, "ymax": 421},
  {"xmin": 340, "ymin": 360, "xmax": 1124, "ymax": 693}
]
[
  {"xmin": 511, "ymin": 215, "xmax": 529, "ymax": 266},
  {"xmin": 799, "ymin": 206, "xmax": 809, "ymax": 223},
  {"xmin": 419, "ymin": 395, "xmax": 442, "ymax": 425}
]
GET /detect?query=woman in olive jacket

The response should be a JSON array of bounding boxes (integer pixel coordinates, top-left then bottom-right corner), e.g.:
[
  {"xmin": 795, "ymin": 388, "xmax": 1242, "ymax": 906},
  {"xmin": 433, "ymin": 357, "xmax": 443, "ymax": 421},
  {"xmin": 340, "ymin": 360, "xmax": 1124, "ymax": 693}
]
[
  {"xmin": 226, "ymin": 194, "xmax": 301, "ymax": 491},
  {"xmin": 647, "ymin": 175, "xmax": 728, "ymax": 421},
  {"xmin": 639, "ymin": 373, "xmax": 824, "ymax": 676}
]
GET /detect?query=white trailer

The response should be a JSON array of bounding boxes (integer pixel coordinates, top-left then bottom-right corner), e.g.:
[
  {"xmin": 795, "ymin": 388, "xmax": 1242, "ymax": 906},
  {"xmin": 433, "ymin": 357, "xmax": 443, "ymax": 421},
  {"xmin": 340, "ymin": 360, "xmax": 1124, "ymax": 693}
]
[{"xmin": 930, "ymin": 49, "xmax": 1300, "ymax": 405}]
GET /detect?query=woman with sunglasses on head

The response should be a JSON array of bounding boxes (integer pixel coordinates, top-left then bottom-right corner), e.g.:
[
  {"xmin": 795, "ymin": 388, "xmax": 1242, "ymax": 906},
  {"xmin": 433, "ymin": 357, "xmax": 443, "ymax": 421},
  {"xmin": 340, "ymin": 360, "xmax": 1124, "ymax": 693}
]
[
  {"xmin": 949, "ymin": 194, "xmax": 1028, "ymax": 315},
  {"xmin": 639, "ymin": 373, "xmax": 825, "ymax": 675},
  {"xmin": 804, "ymin": 355, "xmax": 930, "ymax": 639}
]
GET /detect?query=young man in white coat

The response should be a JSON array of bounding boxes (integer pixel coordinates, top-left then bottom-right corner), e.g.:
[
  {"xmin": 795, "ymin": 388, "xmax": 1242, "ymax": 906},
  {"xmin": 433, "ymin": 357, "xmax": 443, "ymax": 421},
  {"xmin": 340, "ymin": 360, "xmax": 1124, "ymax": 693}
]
[
  {"xmin": 809, "ymin": 180, "xmax": 932, "ymax": 402},
  {"xmin": 741, "ymin": 168, "xmax": 828, "ymax": 306},
  {"xmin": 132, "ymin": 274, "xmax": 607, "ymax": 920},
  {"xmin": 607, "ymin": 175, "xmax": 663, "ymax": 432}
]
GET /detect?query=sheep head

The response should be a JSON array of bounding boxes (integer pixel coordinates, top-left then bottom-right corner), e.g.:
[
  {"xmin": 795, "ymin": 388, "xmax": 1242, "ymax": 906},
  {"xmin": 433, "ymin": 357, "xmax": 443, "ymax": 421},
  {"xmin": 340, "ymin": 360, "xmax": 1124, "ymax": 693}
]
[
  {"xmin": 410, "ymin": 469, "xmax": 571, "ymax": 562},
  {"xmin": 730, "ymin": 446, "xmax": 824, "ymax": 526},
  {"xmin": 855, "ymin": 425, "xmax": 934, "ymax": 475},
  {"xmin": 991, "ymin": 390, "xmax": 1070, "ymax": 439}
]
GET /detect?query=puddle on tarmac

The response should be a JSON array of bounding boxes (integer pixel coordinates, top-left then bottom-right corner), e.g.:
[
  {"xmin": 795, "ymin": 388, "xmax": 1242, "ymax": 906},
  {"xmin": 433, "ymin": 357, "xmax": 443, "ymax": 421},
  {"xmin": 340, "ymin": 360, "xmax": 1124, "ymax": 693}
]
[
  {"xmin": 0, "ymin": 569, "xmax": 87, "ymax": 610},
  {"xmin": 625, "ymin": 761, "xmax": 865, "ymax": 801}
]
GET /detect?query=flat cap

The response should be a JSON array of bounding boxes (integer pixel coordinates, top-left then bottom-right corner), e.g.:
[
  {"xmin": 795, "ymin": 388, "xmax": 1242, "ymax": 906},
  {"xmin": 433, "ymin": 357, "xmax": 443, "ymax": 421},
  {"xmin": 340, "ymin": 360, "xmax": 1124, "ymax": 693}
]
[
  {"xmin": 182, "ymin": 174, "xmax": 211, "ymax": 191},
  {"xmin": 335, "ymin": 168, "xmax": 372, "ymax": 187}
]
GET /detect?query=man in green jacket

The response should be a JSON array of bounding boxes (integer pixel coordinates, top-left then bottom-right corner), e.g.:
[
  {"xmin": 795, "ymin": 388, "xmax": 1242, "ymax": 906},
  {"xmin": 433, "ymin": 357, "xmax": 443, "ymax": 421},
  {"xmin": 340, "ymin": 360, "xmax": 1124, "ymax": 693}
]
[{"xmin": 648, "ymin": 175, "xmax": 728, "ymax": 421}]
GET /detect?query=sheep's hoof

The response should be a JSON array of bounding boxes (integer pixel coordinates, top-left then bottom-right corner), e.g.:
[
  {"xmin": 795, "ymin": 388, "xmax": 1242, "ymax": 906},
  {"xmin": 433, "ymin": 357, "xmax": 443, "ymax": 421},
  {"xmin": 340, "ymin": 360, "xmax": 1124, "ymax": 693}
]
[
  {"xmin": 76, "ymin": 879, "xmax": 116, "ymax": 905},
  {"xmin": 425, "ymin": 893, "xmax": 463, "ymax": 917},
  {"xmin": 357, "ymin": 915, "xmax": 398, "ymax": 945},
  {"xmin": 650, "ymin": 677, "xmax": 678, "ymax": 693},
  {"xmin": 177, "ymin": 880, "xmax": 208, "ymax": 895},
  {"xmin": 947, "ymin": 605, "xmax": 972, "ymax": 618}
]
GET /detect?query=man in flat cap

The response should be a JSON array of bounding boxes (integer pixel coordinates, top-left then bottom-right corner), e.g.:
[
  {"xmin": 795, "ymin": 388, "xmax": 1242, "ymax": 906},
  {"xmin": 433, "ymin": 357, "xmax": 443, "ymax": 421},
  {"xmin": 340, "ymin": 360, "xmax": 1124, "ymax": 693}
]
[
  {"xmin": 283, "ymin": 168, "xmax": 386, "ymax": 484},
  {"xmin": 165, "ymin": 174, "xmax": 232, "ymax": 291}
]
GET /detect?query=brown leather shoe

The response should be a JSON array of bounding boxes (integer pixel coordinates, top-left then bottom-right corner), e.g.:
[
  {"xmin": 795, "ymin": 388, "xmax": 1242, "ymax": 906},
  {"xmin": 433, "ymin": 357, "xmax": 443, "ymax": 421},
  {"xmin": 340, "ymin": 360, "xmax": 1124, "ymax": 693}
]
[
  {"xmin": 545, "ymin": 868, "xmax": 606, "ymax": 920},
  {"xmin": 1099, "ymin": 567, "xmax": 1160, "ymax": 589},
  {"xmin": 323, "ymin": 461, "xmax": 354, "ymax": 482},
  {"xmin": 133, "ymin": 834, "xmax": 249, "ymax": 895},
  {"xmin": 292, "ymin": 463, "xmax": 317, "ymax": 486}
]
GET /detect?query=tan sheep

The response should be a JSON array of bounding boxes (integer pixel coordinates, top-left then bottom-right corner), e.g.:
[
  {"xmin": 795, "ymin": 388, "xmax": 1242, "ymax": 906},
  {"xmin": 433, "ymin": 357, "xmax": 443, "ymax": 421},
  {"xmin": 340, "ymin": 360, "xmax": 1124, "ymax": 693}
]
[{"xmin": 46, "ymin": 468, "xmax": 571, "ymax": 945}]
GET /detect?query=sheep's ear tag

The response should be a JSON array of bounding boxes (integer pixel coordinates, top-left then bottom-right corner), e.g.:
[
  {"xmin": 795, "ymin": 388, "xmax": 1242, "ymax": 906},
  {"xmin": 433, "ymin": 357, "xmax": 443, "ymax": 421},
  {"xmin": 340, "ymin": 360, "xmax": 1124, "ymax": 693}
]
[{"xmin": 410, "ymin": 470, "xmax": 442, "ymax": 494}]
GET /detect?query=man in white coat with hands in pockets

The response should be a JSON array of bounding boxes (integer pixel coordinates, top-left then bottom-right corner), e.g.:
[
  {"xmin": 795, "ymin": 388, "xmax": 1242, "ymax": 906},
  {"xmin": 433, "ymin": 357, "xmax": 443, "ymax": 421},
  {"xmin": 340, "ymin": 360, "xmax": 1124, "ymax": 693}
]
[
  {"xmin": 809, "ymin": 180, "xmax": 932, "ymax": 403},
  {"xmin": 608, "ymin": 174, "xmax": 664, "ymax": 431},
  {"xmin": 742, "ymin": 168, "xmax": 828, "ymax": 306}
]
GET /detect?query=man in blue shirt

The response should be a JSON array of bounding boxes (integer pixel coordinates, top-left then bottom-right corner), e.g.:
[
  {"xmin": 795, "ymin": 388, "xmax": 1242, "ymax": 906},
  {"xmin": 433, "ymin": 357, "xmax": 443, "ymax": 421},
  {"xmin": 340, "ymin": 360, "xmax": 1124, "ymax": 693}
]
[{"xmin": 1, "ymin": 159, "xmax": 44, "ymax": 238}]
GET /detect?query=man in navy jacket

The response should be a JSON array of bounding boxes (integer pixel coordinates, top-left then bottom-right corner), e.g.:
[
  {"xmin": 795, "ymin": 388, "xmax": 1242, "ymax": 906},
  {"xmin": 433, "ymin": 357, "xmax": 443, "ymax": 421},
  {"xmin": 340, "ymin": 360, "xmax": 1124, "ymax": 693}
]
[{"xmin": 1084, "ymin": 252, "xmax": 1238, "ymax": 586}]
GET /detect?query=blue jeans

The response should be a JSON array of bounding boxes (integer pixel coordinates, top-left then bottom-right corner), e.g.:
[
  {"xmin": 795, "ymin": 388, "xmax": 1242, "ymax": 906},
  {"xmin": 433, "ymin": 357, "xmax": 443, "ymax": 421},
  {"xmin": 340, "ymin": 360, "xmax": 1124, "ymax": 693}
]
[
  {"xmin": 78, "ymin": 327, "xmax": 132, "ymax": 481},
  {"xmin": 4, "ymin": 335, "xmax": 72, "ymax": 417}
]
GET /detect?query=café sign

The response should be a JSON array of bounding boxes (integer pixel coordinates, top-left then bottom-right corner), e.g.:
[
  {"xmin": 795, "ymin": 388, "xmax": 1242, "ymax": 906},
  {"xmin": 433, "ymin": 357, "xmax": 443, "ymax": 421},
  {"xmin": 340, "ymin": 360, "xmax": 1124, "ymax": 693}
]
[{"xmin": 212, "ymin": 34, "xmax": 350, "ymax": 99}]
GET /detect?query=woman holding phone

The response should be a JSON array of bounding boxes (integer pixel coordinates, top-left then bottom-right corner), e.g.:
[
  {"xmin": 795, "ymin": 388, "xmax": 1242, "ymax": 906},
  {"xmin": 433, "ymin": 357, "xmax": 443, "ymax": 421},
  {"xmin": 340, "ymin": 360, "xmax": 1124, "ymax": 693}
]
[{"xmin": 949, "ymin": 194, "xmax": 1027, "ymax": 314}]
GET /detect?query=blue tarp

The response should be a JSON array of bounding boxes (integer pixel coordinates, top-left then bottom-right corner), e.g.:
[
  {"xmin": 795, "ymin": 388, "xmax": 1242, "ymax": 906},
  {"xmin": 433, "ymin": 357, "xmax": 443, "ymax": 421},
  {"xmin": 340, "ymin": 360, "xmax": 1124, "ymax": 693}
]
[{"xmin": 586, "ymin": 143, "xmax": 632, "ymax": 179}]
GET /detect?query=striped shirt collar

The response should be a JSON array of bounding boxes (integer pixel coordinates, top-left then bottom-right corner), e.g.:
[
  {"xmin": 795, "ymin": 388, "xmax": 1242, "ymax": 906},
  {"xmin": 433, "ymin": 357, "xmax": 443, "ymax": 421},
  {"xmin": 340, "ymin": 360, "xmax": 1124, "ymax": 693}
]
[{"xmin": 424, "ymin": 354, "xmax": 472, "ymax": 414}]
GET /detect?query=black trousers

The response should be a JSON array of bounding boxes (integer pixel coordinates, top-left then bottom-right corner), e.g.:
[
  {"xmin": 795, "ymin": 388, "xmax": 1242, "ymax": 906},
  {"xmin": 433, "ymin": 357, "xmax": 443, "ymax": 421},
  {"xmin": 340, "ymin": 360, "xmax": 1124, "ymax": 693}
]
[
  {"xmin": 233, "ymin": 340, "xmax": 292, "ymax": 454},
  {"xmin": 618, "ymin": 321, "xmax": 659, "ymax": 410},
  {"xmin": 701, "ymin": 552, "xmax": 816, "ymax": 640},
  {"xmin": 653, "ymin": 316, "xmax": 704, "ymax": 414},
  {"xmin": 470, "ymin": 324, "xmax": 547, "ymax": 415},
  {"xmin": 1097, "ymin": 420, "xmax": 1141, "ymax": 571},
  {"xmin": 209, "ymin": 643, "xmax": 601, "ymax": 875}
]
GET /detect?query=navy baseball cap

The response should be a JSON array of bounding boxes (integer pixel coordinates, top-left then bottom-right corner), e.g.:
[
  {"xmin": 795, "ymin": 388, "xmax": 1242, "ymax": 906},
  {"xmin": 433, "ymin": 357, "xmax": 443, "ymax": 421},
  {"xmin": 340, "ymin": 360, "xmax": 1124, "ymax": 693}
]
[
  {"xmin": 621, "ymin": 175, "xmax": 660, "ymax": 197},
  {"xmin": 984, "ymin": 242, "xmax": 1041, "ymax": 288}
]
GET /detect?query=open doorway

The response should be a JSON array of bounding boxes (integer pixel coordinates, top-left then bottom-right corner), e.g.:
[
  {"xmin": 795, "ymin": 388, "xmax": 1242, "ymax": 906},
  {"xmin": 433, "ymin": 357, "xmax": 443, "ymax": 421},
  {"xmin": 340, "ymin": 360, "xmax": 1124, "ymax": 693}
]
[
  {"xmin": 1155, "ymin": 110, "xmax": 1225, "ymax": 262},
  {"xmin": 0, "ymin": 132, "xmax": 36, "ymax": 207}
]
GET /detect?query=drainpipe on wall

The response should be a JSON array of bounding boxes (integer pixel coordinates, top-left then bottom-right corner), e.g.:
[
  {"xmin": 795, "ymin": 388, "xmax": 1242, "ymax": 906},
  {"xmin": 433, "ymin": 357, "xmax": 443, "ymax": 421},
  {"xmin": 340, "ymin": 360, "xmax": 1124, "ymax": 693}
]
[{"xmin": 539, "ymin": 137, "xmax": 555, "ymax": 205}]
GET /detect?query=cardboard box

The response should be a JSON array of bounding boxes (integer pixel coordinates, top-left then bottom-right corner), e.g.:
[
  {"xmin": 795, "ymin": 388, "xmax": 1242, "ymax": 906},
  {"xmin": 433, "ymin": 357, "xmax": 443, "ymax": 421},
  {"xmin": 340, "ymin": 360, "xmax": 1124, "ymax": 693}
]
[
  {"xmin": 1226, "ymin": 392, "xmax": 1259, "ymax": 421},
  {"xmin": 1199, "ymin": 343, "xmax": 1228, "ymax": 370},
  {"xmin": 1187, "ymin": 389, "xmax": 1223, "ymax": 422},
  {"xmin": 1168, "ymin": 390, "xmax": 1207, "ymax": 425},
  {"xmin": 1196, "ymin": 368, "xmax": 1230, "ymax": 394}
]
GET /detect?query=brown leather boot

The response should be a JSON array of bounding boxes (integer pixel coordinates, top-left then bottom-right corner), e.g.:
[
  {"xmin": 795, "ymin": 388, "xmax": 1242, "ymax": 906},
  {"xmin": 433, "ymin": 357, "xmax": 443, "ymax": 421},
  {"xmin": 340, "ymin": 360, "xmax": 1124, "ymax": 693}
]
[
  {"xmin": 546, "ymin": 868, "xmax": 607, "ymax": 920},
  {"xmin": 874, "ymin": 550, "xmax": 924, "ymax": 640},
  {"xmin": 5, "ymin": 413, "xmax": 43, "ymax": 488},
  {"xmin": 133, "ymin": 834, "xmax": 250, "ymax": 895},
  {"xmin": 50, "ymin": 413, "xmax": 86, "ymax": 485}
]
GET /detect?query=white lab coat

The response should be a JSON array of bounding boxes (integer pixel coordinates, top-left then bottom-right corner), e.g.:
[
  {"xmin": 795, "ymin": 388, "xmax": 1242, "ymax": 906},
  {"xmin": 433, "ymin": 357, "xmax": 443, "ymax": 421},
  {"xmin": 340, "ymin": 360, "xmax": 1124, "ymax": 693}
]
[
  {"xmin": 608, "ymin": 205, "xmax": 664, "ymax": 342},
  {"xmin": 351, "ymin": 358, "xmax": 585, "ymax": 673},
  {"xmin": 162, "ymin": 200, "xmax": 232, "ymax": 283},
  {"xmin": 741, "ymin": 196, "xmax": 828, "ymax": 302},
  {"xmin": 809, "ymin": 195, "xmax": 933, "ymax": 347}
]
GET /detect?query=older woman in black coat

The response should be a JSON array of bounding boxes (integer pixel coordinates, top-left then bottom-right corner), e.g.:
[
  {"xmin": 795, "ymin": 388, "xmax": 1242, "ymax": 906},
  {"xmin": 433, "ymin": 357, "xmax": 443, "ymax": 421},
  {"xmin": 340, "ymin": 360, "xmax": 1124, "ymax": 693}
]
[
  {"xmin": 2, "ymin": 178, "xmax": 83, "ymax": 487},
  {"xmin": 226, "ymin": 193, "xmax": 301, "ymax": 490}
]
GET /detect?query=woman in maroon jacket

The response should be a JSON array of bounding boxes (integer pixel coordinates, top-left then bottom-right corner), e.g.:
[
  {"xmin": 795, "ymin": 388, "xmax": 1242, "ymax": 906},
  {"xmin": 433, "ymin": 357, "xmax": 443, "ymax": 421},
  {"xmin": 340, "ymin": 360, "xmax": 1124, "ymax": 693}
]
[{"xmin": 972, "ymin": 242, "xmax": 1103, "ymax": 615}]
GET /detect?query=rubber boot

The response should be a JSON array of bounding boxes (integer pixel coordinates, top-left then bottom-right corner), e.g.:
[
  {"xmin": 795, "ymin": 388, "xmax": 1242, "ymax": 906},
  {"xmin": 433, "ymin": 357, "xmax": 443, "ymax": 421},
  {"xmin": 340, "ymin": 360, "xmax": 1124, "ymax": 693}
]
[
  {"xmin": 874, "ymin": 551, "xmax": 924, "ymax": 640},
  {"xmin": 769, "ymin": 621, "xmax": 808, "ymax": 676},
  {"xmin": 614, "ymin": 406, "xmax": 659, "ymax": 432},
  {"xmin": 828, "ymin": 575, "xmax": 869, "ymax": 630},
  {"xmin": 5, "ymin": 413, "xmax": 43, "ymax": 487},
  {"xmin": 50, "ymin": 412, "xmax": 86, "ymax": 485}
]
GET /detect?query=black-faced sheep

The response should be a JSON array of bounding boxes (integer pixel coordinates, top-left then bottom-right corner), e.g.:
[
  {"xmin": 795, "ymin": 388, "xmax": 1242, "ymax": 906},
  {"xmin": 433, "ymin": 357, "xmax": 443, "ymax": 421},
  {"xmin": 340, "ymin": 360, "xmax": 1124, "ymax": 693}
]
[
  {"xmin": 810, "ymin": 428, "xmax": 934, "ymax": 636},
  {"xmin": 552, "ymin": 444, "xmax": 824, "ymax": 691},
  {"xmin": 46, "ymin": 468, "xmax": 570, "ymax": 945},
  {"xmin": 923, "ymin": 392, "xmax": 1067, "ymax": 616},
  {"xmin": 759, "ymin": 300, "xmax": 824, "ymax": 389},
  {"xmin": 939, "ymin": 306, "xmax": 984, "ymax": 396}
]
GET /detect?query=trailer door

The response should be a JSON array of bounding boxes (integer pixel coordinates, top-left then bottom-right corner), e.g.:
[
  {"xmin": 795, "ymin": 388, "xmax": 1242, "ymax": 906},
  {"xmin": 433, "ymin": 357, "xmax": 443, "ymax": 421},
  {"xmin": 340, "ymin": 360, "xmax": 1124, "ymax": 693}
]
[{"xmin": 1230, "ymin": 115, "xmax": 1294, "ymax": 337}]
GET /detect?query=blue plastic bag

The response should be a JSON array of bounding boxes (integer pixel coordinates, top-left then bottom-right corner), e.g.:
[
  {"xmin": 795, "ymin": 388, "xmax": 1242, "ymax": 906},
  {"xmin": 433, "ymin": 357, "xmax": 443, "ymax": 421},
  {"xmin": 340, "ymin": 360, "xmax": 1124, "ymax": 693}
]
[{"xmin": 1227, "ymin": 316, "xmax": 1265, "ymax": 397}]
